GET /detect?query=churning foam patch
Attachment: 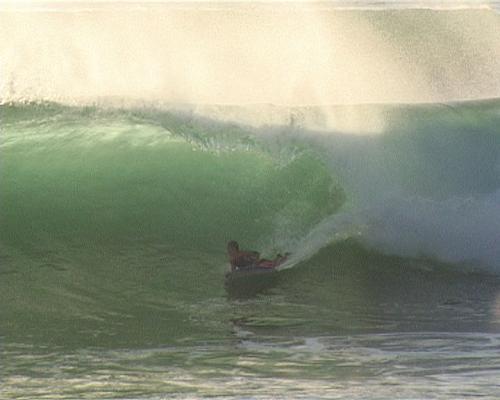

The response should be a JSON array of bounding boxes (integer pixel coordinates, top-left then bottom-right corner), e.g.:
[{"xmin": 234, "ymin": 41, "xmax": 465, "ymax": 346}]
[
  {"xmin": 279, "ymin": 190, "xmax": 500, "ymax": 272},
  {"xmin": 360, "ymin": 191, "xmax": 500, "ymax": 271}
]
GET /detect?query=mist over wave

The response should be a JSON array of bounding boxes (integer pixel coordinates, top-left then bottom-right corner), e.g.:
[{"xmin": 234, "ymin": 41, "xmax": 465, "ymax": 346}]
[{"xmin": 1, "ymin": 3, "xmax": 500, "ymax": 105}]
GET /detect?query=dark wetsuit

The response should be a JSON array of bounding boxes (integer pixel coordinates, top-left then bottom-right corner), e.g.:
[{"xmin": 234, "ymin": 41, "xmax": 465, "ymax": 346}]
[
  {"xmin": 230, "ymin": 251, "xmax": 288, "ymax": 271},
  {"xmin": 230, "ymin": 251, "xmax": 260, "ymax": 271}
]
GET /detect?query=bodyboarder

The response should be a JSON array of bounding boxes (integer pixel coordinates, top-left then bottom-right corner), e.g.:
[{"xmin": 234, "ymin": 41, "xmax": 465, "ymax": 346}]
[{"xmin": 227, "ymin": 240, "xmax": 288, "ymax": 271}]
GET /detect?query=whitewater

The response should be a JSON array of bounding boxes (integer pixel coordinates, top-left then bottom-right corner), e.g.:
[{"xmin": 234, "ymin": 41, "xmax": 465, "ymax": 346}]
[{"xmin": 1, "ymin": 2, "xmax": 500, "ymax": 399}]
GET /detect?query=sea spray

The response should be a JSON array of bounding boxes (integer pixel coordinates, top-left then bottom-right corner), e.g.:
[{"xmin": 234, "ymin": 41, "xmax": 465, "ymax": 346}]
[{"xmin": 2, "ymin": 4, "xmax": 500, "ymax": 105}]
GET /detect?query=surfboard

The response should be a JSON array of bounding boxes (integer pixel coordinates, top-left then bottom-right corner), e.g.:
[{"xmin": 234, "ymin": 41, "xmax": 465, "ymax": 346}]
[
  {"xmin": 225, "ymin": 265, "xmax": 278, "ymax": 280},
  {"xmin": 224, "ymin": 266, "xmax": 279, "ymax": 298},
  {"xmin": 224, "ymin": 255, "xmax": 289, "ymax": 298}
]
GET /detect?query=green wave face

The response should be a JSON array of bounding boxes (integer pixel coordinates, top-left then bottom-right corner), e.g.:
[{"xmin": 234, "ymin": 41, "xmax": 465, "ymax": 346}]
[
  {"xmin": 1, "ymin": 104, "xmax": 344, "ymax": 255},
  {"xmin": 0, "ymin": 104, "xmax": 346, "ymax": 348}
]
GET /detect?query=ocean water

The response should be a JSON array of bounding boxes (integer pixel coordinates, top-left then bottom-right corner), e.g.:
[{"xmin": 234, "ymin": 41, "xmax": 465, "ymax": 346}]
[{"xmin": 1, "ymin": 2, "xmax": 500, "ymax": 399}]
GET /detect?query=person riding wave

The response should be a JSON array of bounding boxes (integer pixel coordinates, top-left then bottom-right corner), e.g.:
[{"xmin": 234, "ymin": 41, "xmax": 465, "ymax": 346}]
[{"xmin": 227, "ymin": 240, "xmax": 288, "ymax": 271}]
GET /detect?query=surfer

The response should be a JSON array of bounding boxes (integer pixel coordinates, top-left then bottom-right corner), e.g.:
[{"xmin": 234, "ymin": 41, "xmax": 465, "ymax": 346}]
[{"xmin": 227, "ymin": 240, "xmax": 288, "ymax": 271}]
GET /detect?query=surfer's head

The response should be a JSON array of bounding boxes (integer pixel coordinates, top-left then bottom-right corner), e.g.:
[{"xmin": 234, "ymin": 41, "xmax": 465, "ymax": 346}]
[{"xmin": 227, "ymin": 240, "xmax": 239, "ymax": 254}]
